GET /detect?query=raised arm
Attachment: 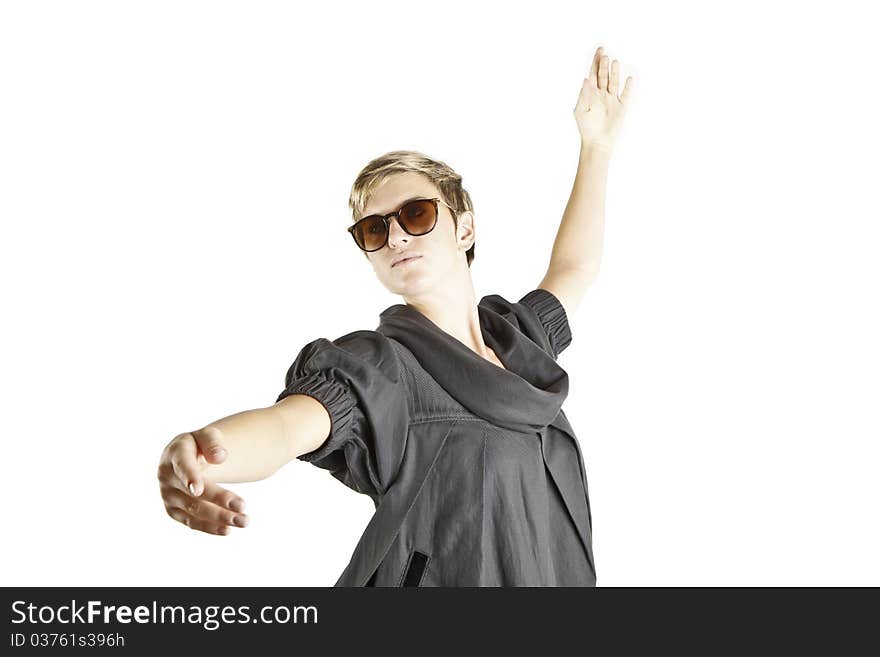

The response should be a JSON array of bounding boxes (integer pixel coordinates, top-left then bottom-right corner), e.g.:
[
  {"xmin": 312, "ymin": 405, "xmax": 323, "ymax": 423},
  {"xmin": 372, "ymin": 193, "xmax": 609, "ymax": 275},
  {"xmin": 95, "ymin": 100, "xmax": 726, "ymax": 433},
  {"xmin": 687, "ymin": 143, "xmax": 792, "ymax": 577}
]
[{"xmin": 539, "ymin": 45, "xmax": 633, "ymax": 317}]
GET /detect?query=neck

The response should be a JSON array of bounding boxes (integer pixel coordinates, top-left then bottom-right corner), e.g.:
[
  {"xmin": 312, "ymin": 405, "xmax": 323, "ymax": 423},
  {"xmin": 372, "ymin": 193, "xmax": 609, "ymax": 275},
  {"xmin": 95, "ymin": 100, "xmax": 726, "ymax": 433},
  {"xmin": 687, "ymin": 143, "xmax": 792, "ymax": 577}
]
[{"xmin": 403, "ymin": 268, "xmax": 491, "ymax": 359}]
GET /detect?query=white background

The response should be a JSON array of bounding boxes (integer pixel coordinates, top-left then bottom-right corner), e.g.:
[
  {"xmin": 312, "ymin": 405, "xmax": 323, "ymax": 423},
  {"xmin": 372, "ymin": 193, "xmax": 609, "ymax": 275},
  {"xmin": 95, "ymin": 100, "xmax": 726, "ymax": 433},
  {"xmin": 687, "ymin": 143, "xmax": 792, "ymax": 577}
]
[{"xmin": 2, "ymin": 0, "xmax": 878, "ymax": 587}]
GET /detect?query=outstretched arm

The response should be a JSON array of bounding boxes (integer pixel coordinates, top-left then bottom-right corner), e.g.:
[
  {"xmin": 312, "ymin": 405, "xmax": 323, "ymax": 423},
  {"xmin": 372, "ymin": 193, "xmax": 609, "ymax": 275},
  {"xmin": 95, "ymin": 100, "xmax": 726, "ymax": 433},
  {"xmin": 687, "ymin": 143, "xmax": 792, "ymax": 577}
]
[
  {"xmin": 193, "ymin": 394, "xmax": 331, "ymax": 485},
  {"xmin": 156, "ymin": 394, "xmax": 330, "ymax": 536},
  {"xmin": 539, "ymin": 45, "xmax": 633, "ymax": 317}
]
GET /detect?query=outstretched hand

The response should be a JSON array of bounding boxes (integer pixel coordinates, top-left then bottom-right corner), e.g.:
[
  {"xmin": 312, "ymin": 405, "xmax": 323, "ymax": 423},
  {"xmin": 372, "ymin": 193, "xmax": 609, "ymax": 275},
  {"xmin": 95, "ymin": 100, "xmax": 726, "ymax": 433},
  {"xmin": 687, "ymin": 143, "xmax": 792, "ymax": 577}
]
[
  {"xmin": 157, "ymin": 426, "xmax": 249, "ymax": 536},
  {"xmin": 574, "ymin": 45, "xmax": 634, "ymax": 152}
]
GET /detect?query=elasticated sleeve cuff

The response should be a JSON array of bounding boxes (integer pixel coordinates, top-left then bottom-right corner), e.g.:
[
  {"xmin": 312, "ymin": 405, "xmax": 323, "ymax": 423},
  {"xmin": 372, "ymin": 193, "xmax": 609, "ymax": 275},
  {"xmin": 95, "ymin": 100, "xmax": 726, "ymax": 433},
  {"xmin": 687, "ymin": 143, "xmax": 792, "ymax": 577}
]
[
  {"xmin": 518, "ymin": 288, "xmax": 572, "ymax": 358},
  {"xmin": 276, "ymin": 370, "xmax": 356, "ymax": 462}
]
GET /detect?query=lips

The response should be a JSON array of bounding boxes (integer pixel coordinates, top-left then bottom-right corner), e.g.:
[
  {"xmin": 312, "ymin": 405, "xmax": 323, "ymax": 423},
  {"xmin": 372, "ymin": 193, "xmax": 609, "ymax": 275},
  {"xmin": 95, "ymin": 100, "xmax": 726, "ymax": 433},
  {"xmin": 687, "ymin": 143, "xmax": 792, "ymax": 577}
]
[{"xmin": 392, "ymin": 255, "xmax": 421, "ymax": 268}]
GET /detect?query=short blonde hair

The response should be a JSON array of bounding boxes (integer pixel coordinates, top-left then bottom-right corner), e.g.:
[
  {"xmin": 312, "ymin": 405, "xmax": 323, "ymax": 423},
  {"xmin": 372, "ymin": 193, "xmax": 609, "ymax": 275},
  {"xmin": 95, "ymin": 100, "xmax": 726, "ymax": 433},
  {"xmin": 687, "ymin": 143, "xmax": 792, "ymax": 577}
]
[{"xmin": 349, "ymin": 150, "xmax": 475, "ymax": 267}]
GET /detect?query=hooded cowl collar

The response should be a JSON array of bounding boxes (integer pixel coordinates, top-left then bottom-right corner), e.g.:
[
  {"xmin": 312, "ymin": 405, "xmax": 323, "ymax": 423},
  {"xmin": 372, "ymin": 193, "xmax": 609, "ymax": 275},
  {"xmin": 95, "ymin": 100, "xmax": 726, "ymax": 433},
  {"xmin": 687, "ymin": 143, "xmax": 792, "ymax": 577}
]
[{"xmin": 376, "ymin": 296, "xmax": 569, "ymax": 434}]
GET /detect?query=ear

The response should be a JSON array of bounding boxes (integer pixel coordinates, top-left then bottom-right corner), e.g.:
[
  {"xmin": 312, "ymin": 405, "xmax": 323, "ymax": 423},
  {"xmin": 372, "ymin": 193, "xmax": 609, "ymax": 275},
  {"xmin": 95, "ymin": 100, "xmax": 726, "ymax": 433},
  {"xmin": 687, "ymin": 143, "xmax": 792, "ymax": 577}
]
[{"xmin": 456, "ymin": 210, "xmax": 475, "ymax": 250}]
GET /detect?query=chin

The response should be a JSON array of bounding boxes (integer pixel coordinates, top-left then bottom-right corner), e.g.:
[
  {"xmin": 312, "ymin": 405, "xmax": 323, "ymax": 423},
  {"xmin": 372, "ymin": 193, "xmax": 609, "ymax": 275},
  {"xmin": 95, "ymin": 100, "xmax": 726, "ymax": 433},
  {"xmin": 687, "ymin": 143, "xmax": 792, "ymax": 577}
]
[{"xmin": 386, "ymin": 275, "xmax": 433, "ymax": 297}]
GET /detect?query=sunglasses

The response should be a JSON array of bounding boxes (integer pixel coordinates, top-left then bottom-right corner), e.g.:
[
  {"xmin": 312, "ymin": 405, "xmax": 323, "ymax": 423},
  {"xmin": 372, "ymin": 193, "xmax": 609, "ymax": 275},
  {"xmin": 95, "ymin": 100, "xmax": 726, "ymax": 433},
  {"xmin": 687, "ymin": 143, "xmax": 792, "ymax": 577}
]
[{"xmin": 347, "ymin": 197, "xmax": 455, "ymax": 252}]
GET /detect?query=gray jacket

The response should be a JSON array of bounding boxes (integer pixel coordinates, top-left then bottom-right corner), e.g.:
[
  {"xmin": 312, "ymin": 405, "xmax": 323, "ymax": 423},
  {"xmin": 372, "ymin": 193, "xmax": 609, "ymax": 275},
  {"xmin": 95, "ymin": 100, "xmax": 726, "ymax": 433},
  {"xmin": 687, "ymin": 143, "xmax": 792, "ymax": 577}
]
[{"xmin": 276, "ymin": 288, "xmax": 596, "ymax": 586}]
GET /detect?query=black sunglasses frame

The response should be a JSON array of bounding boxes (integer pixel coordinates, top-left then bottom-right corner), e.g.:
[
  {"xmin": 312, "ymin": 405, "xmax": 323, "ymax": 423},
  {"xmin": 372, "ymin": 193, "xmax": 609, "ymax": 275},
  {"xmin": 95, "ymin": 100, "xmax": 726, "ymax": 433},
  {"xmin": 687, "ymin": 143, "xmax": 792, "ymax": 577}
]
[{"xmin": 347, "ymin": 197, "xmax": 455, "ymax": 252}]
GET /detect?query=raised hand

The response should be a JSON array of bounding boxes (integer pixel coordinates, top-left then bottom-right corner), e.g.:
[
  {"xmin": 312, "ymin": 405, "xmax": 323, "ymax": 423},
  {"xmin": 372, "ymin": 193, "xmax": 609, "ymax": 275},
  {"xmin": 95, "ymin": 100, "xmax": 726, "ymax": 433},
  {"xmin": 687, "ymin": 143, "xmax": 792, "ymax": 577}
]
[{"xmin": 574, "ymin": 45, "xmax": 634, "ymax": 152}]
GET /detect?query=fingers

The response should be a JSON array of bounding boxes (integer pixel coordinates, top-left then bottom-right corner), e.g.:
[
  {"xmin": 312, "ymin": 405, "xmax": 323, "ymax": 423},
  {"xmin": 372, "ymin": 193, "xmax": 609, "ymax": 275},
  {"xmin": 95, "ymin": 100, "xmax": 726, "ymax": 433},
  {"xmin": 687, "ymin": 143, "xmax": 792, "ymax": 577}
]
[
  {"xmin": 161, "ymin": 481, "xmax": 249, "ymax": 535},
  {"xmin": 598, "ymin": 55, "xmax": 609, "ymax": 92},
  {"xmin": 167, "ymin": 432, "xmax": 204, "ymax": 496},
  {"xmin": 587, "ymin": 45, "xmax": 603, "ymax": 86},
  {"xmin": 590, "ymin": 46, "xmax": 632, "ymax": 105},
  {"xmin": 202, "ymin": 480, "xmax": 247, "ymax": 515},
  {"xmin": 609, "ymin": 59, "xmax": 620, "ymax": 96},
  {"xmin": 620, "ymin": 75, "xmax": 634, "ymax": 107},
  {"xmin": 166, "ymin": 506, "xmax": 230, "ymax": 536}
]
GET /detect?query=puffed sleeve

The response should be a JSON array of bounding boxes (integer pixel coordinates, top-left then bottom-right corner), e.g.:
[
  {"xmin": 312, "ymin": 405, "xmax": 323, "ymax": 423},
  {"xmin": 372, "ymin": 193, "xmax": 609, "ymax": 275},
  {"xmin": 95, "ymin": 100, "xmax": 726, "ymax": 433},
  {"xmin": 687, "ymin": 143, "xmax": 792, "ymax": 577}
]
[
  {"xmin": 274, "ymin": 330, "xmax": 410, "ymax": 499},
  {"xmin": 480, "ymin": 288, "xmax": 572, "ymax": 360}
]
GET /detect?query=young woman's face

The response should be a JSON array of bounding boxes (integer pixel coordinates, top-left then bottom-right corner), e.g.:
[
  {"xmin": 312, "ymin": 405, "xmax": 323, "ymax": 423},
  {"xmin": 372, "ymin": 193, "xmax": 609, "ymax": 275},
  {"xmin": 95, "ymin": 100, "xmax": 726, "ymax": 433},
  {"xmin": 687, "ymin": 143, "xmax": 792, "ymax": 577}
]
[{"xmin": 360, "ymin": 172, "xmax": 473, "ymax": 297}]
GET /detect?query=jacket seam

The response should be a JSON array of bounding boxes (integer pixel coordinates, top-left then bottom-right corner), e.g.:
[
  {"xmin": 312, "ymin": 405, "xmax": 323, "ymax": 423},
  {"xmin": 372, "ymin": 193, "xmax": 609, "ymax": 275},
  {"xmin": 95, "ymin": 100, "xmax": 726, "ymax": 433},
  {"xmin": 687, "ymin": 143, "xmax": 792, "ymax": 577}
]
[
  {"xmin": 409, "ymin": 415, "xmax": 482, "ymax": 426},
  {"xmin": 386, "ymin": 338, "xmax": 478, "ymax": 426},
  {"xmin": 359, "ymin": 419, "xmax": 459, "ymax": 586},
  {"xmin": 382, "ymin": 340, "xmax": 414, "ymax": 491},
  {"xmin": 479, "ymin": 422, "xmax": 487, "ymax": 585}
]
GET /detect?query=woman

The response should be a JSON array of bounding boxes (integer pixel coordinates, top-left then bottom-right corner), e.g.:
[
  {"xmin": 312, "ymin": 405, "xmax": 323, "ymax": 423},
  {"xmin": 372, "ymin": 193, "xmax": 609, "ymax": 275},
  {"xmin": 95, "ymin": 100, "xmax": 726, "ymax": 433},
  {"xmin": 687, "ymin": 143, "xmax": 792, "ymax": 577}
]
[{"xmin": 157, "ymin": 46, "xmax": 633, "ymax": 586}]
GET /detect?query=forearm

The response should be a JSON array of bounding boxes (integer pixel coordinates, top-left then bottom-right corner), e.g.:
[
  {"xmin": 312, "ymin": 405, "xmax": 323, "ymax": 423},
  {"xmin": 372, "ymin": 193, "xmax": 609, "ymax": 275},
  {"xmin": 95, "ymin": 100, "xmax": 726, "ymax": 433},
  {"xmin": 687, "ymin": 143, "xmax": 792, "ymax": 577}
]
[
  {"xmin": 193, "ymin": 407, "xmax": 293, "ymax": 484},
  {"xmin": 547, "ymin": 143, "xmax": 611, "ymax": 279}
]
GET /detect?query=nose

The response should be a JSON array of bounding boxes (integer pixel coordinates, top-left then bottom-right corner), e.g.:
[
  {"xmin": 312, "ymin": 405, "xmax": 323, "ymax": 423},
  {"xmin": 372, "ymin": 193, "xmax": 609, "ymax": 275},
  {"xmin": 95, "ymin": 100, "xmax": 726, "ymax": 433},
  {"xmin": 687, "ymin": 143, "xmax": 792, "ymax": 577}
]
[{"xmin": 386, "ymin": 216, "xmax": 410, "ymax": 249}]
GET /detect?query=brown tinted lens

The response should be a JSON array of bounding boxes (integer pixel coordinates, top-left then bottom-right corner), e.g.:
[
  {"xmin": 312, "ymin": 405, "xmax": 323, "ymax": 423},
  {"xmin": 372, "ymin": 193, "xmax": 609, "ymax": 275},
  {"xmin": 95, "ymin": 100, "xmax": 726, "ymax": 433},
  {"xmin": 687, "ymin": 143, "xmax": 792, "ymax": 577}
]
[
  {"xmin": 399, "ymin": 200, "xmax": 437, "ymax": 235},
  {"xmin": 353, "ymin": 216, "xmax": 387, "ymax": 251}
]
